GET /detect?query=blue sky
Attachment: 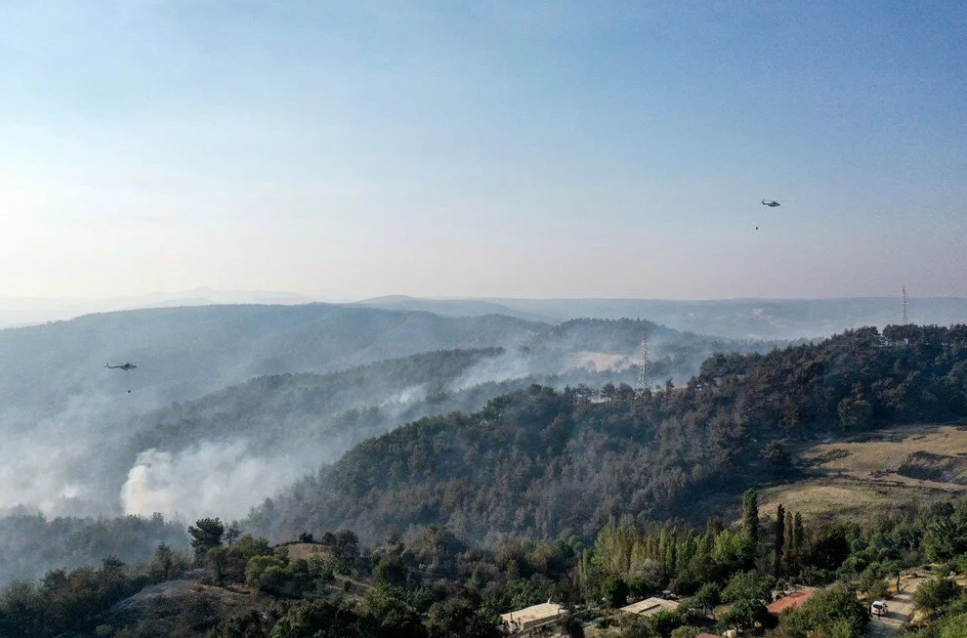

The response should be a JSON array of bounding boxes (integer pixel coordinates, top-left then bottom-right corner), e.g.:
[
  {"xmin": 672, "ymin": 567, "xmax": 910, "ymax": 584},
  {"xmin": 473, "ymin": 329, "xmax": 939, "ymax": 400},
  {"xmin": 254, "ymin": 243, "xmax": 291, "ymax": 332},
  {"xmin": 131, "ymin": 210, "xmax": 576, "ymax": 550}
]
[{"xmin": 1, "ymin": 1, "xmax": 965, "ymax": 299}]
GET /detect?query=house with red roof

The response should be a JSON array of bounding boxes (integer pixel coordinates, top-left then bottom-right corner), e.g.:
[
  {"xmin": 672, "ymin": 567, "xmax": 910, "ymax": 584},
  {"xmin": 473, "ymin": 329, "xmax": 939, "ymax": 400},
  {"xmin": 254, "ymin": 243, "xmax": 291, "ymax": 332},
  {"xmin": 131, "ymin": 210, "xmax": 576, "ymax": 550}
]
[{"xmin": 767, "ymin": 588, "xmax": 817, "ymax": 616}]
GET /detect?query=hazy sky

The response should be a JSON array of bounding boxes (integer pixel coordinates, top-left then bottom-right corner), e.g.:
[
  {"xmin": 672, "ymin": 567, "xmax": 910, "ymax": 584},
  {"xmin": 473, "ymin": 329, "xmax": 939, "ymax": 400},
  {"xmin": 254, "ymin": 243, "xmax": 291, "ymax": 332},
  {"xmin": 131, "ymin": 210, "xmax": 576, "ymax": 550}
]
[{"xmin": 1, "ymin": 1, "xmax": 965, "ymax": 300}]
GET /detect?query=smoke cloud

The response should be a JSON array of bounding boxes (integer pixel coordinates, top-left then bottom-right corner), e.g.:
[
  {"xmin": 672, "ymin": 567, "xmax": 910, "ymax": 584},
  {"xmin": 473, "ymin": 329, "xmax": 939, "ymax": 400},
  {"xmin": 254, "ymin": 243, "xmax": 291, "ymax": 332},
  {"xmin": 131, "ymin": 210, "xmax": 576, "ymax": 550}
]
[{"xmin": 121, "ymin": 441, "xmax": 307, "ymax": 523}]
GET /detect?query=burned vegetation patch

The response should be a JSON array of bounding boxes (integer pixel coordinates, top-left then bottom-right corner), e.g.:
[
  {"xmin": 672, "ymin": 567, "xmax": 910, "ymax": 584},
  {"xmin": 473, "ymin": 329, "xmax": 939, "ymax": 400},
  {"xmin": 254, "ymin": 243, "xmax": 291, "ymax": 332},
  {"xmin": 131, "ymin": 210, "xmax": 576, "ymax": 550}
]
[{"xmin": 897, "ymin": 451, "xmax": 967, "ymax": 485}]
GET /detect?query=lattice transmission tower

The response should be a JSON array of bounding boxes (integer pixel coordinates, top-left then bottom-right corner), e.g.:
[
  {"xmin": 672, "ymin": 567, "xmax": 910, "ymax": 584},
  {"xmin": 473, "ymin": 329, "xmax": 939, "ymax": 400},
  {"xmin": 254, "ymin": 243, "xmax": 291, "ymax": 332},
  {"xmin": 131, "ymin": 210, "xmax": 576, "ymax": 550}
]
[{"xmin": 638, "ymin": 329, "xmax": 649, "ymax": 394}]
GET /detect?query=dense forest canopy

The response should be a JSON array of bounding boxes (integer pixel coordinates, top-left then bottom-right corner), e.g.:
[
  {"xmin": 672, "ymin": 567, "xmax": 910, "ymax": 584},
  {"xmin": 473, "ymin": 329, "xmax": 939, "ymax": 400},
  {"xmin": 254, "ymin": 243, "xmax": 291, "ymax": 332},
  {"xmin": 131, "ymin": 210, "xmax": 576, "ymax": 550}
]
[
  {"xmin": 249, "ymin": 325, "xmax": 967, "ymax": 544},
  {"xmin": 0, "ymin": 512, "xmax": 187, "ymax": 585}
]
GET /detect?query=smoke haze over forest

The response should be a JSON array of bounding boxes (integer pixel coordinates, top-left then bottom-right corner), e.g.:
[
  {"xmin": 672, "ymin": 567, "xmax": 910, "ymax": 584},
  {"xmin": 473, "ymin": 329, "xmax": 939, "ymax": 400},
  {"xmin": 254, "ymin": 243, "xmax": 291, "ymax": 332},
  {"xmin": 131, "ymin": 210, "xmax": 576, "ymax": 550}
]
[{"xmin": 1, "ymin": 7, "xmax": 966, "ymax": 637}]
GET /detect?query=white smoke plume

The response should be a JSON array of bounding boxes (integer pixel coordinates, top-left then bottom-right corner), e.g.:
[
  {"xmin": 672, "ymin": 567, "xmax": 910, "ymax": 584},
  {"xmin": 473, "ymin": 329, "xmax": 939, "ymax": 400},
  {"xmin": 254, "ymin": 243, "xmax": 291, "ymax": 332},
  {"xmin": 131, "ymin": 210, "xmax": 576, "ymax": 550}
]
[{"xmin": 121, "ymin": 440, "xmax": 307, "ymax": 523}]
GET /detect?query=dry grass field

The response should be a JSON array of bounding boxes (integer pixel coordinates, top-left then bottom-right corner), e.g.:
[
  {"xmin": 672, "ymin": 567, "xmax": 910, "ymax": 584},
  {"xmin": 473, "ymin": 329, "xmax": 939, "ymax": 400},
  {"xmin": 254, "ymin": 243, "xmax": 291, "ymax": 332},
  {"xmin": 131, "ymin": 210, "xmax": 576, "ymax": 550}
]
[{"xmin": 759, "ymin": 424, "xmax": 967, "ymax": 521}]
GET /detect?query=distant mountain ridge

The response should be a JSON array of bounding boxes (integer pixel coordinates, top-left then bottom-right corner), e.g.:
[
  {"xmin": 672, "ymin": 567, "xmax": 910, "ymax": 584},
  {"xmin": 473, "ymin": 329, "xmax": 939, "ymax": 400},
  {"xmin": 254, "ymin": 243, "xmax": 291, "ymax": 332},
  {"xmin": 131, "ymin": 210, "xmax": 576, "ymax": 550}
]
[
  {"xmin": 0, "ymin": 303, "xmax": 544, "ymax": 417},
  {"xmin": 355, "ymin": 296, "xmax": 967, "ymax": 339},
  {"xmin": 0, "ymin": 287, "xmax": 344, "ymax": 329}
]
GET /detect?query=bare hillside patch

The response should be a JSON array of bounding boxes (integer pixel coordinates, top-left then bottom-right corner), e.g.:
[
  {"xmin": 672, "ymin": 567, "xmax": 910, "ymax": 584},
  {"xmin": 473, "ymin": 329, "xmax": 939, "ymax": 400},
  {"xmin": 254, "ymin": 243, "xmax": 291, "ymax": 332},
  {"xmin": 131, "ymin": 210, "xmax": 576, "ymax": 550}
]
[{"xmin": 760, "ymin": 424, "xmax": 967, "ymax": 520}]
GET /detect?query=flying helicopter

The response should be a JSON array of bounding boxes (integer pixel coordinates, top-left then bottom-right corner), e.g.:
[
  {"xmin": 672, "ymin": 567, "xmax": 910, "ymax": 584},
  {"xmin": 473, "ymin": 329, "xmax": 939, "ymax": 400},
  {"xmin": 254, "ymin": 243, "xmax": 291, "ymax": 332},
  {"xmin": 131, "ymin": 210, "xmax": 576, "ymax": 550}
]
[
  {"xmin": 105, "ymin": 362, "xmax": 137, "ymax": 371},
  {"xmin": 106, "ymin": 362, "xmax": 137, "ymax": 392},
  {"xmin": 761, "ymin": 199, "xmax": 780, "ymax": 207}
]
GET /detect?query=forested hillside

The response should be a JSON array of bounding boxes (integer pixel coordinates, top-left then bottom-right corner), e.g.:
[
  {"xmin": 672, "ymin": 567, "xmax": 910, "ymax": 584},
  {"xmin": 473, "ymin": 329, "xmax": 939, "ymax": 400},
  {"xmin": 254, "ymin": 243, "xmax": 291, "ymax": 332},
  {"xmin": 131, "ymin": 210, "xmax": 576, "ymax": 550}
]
[
  {"xmin": 0, "ymin": 304, "xmax": 543, "ymax": 419},
  {"xmin": 0, "ymin": 512, "xmax": 187, "ymax": 585},
  {"xmin": 249, "ymin": 325, "xmax": 967, "ymax": 545},
  {"xmin": 4, "ymin": 325, "xmax": 967, "ymax": 638},
  {"xmin": 7, "ymin": 491, "xmax": 967, "ymax": 638},
  {"xmin": 0, "ymin": 305, "xmax": 775, "ymax": 523},
  {"xmin": 126, "ymin": 348, "xmax": 509, "ymax": 457}
]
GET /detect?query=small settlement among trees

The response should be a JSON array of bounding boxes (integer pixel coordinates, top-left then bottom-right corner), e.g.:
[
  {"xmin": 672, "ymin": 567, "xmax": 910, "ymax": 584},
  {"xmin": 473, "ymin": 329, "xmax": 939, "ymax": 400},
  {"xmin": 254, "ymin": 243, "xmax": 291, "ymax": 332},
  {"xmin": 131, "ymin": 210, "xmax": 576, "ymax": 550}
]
[{"xmin": 3, "ymin": 491, "xmax": 967, "ymax": 638}]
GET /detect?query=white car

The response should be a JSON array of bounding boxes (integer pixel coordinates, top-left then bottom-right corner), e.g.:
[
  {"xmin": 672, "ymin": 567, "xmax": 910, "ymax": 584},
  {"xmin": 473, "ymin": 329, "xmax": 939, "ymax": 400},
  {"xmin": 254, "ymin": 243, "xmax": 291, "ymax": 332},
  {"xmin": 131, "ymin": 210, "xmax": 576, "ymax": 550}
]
[{"xmin": 871, "ymin": 601, "xmax": 888, "ymax": 617}]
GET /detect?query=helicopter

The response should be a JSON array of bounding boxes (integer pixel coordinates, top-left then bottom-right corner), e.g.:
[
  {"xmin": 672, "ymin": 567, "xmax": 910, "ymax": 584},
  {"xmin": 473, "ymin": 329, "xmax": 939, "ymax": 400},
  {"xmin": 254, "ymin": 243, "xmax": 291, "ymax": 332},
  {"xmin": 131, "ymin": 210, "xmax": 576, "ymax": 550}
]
[
  {"xmin": 106, "ymin": 362, "xmax": 137, "ymax": 392},
  {"xmin": 105, "ymin": 362, "xmax": 137, "ymax": 371},
  {"xmin": 761, "ymin": 199, "xmax": 780, "ymax": 207}
]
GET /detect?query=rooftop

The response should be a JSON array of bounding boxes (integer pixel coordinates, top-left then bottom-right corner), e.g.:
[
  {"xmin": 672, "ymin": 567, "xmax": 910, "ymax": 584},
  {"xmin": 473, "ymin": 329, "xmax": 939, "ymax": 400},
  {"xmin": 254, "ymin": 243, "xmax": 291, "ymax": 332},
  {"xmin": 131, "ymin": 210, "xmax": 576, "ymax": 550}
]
[
  {"xmin": 499, "ymin": 602, "xmax": 567, "ymax": 624},
  {"xmin": 619, "ymin": 597, "xmax": 681, "ymax": 616},
  {"xmin": 767, "ymin": 589, "xmax": 816, "ymax": 614}
]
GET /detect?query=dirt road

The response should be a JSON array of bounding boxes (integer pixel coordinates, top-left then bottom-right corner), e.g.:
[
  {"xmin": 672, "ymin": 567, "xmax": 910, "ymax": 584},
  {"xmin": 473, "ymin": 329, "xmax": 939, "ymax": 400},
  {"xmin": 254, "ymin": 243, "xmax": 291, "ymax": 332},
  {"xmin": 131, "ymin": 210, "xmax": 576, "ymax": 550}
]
[{"xmin": 866, "ymin": 577, "xmax": 926, "ymax": 638}]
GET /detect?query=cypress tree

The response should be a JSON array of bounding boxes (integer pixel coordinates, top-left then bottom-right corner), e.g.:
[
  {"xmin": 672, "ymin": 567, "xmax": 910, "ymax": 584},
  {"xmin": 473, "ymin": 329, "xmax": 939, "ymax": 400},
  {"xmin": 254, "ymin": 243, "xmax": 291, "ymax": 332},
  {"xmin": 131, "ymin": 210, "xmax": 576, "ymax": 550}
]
[
  {"xmin": 793, "ymin": 512, "xmax": 806, "ymax": 573},
  {"xmin": 782, "ymin": 511, "xmax": 796, "ymax": 575},
  {"xmin": 743, "ymin": 489, "xmax": 760, "ymax": 545},
  {"xmin": 774, "ymin": 504, "xmax": 785, "ymax": 578}
]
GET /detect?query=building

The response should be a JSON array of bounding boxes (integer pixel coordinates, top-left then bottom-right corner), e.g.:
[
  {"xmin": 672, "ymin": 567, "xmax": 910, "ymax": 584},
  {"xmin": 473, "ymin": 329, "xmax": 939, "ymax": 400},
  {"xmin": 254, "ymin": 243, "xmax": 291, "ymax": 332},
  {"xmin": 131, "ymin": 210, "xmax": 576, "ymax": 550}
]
[
  {"xmin": 767, "ymin": 589, "xmax": 816, "ymax": 616},
  {"xmin": 499, "ymin": 602, "xmax": 568, "ymax": 634},
  {"xmin": 619, "ymin": 597, "xmax": 681, "ymax": 617}
]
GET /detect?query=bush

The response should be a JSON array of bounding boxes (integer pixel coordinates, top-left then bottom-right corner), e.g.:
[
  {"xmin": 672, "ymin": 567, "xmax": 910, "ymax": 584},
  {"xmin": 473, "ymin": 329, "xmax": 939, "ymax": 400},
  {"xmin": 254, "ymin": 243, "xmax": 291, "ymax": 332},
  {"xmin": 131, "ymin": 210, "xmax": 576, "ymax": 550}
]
[
  {"xmin": 773, "ymin": 584, "xmax": 867, "ymax": 638},
  {"xmin": 722, "ymin": 570, "xmax": 772, "ymax": 603},
  {"xmin": 720, "ymin": 598, "xmax": 768, "ymax": 632},
  {"xmin": 649, "ymin": 610, "xmax": 685, "ymax": 637},
  {"xmin": 913, "ymin": 577, "xmax": 963, "ymax": 616},
  {"xmin": 602, "ymin": 576, "xmax": 630, "ymax": 608}
]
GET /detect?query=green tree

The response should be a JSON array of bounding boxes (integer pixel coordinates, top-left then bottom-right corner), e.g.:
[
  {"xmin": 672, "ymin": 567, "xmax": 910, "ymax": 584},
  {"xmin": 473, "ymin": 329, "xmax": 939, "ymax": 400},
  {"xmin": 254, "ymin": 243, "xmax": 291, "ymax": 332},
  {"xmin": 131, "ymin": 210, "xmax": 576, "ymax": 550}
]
[
  {"xmin": 562, "ymin": 616, "xmax": 585, "ymax": 638},
  {"xmin": 720, "ymin": 598, "xmax": 767, "ymax": 632},
  {"xmin": 426, "ymin": 598, "xmax": 499, "ymax": 638},
  {"xmin": 225, "ymin": 521, "xmax": 242, "ymax": 546},
  {"xmin": 774, "ymin": 504, "xmax": 786, "ymax": 578},
  {"xmin": 776, "ymin": 584, "xmax": 867, "ymax": 638},
  {"xmin": 743, "ymin": 490, "xmax": 760, "ymax": 547},
  {"xmin": 922, "ymin": 502, "xmax": 967, "ymax": 563},
  {"xmin": 361, "ymin": 585, "xmax": 427, "ymax": 638},
  {"xmin": 913, "ymin": 577, "xmax": 962, "ymax": 617},
  {"xmin": 691, "ymin": 582, "xmax": 721, "ymax": 619},
  {"xmin": 722, "ymin": 570, "xmax": 771, "ymax": 604},
  {"xmin": 602, "ymin": 576, "xmax": 631, "ymax": 608},
  {"xmin": 0, "ymin": 580, "xmax": 46, "ymax": 638},
  {"xmin": 649, "ymin": 609, "xmax": 684, "ymax": 638},
  {"xmin": 189, "ymin": 518, "xmax": 225, "ymax": 564},
  {"xmin": 269, "ymin": 600, "xmax": 358, "ymax": 638},
  {"xmin": 150, "ymin": 543, "xmax": 174, "ymax": 581},
  {"xmin": 938, "ymin": 613, "xmax": 967, "ymax": 638}
]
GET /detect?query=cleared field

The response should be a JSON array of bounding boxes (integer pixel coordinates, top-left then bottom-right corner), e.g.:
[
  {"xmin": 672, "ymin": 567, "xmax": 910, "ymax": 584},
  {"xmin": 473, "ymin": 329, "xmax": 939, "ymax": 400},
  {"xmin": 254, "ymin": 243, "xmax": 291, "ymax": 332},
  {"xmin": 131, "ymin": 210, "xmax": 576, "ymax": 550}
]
[{"xmin": 760, "ymin": 424, "xmax": 967, "ymax": 521}]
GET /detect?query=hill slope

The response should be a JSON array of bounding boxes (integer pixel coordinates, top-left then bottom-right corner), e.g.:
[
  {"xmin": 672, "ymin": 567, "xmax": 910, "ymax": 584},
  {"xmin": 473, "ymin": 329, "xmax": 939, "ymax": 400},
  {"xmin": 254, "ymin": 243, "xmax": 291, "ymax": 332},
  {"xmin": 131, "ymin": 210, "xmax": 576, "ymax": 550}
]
[
  {"xmin": 0, "ymin": 305, "xmax": 775, "ymax": 521},
  {"xmin": 0, "ymin": 303, "xmax": 544, "ymax": 419},
  {"xmin": 247, "ymin": 324, "xmax": 967, "ymax": 544}
]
